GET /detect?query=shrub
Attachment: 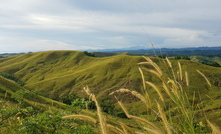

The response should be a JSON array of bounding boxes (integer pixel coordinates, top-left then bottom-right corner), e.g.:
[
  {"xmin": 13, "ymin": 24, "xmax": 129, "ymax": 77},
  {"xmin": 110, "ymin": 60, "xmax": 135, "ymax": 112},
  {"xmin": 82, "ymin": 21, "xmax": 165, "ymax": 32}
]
[{"xmin": 0, "ymin": 73, "xmax": 25, "ymax": 86}]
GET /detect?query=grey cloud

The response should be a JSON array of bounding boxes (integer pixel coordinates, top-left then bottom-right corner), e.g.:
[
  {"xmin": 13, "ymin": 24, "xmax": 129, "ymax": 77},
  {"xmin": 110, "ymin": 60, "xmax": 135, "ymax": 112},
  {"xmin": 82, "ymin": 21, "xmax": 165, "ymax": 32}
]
[{"xmin": 0, "ymin": 0, "xmax": 221, "ymax": 53}]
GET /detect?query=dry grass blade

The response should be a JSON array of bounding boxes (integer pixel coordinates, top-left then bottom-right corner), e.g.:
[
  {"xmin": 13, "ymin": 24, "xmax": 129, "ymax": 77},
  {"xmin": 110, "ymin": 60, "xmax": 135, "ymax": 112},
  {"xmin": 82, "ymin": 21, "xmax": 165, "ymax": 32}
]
[
  {"xmin": 146, "ymin": 81, "xmax": 164, "ymax": 102},
  {"xmin": 178, "ymin": 62, "xmax": 182, "ymax": 81},
  {"xmin": 131, "ymin": 91, "xmax": 147, "ymax": 104},
  {"xmin": 129, "ymin": 115, "xmax": 163, "ymax": 134},
  {"xmin": 84, "ymin": 87, "xmax": 108, "ymax": 134},
  {"xmin": 117, "ymin": 100, "xmax": 161, "ymax": 133},
  {"xmin": 167, "ymin": 79, "xmax": 180, "ymax": 99},
  {"xmin": 138, "ymin": 67, "xmax": 153, "ymax": 107},
  {"xmin": 110, "ymin": 88, "xmax": 151, "ymax": 108},
  {"xmin": 142, "ymin": 68, "xmax": 162, "ymax": 78},
  {"xmin": 139, "ymin": 67, "xmax": 146, "ymax": 89},
  {"xmin": 144, "ymin": 92, "xmax": 152, "ymax": 108},
  {"xmin": 166, "ymin": 57, "xmax": 177, "ymax": 81},
  {"xmin": 162, "ymin": 82, "xmax": 172, "ymax": 99},
  {"xmin": 140, "ymin": 56, "xmax": 163, "ymax": 76},
  {"xmin": 117, "ymin": 100, "xmax": 130, "ymax": 118},
  {"xmin": 157, "ymin": 103, "xmax": 172, "ymax": 134},
  {"xmin": 185, "ymin": 71, "xmax": 189, "ymax": 86},
  {"xmin": 92, "ymin": 94, "xmax": 108, "ymax": 134},
  {"xmin": 166, "ymin": 57, "xmax": 172, "ymax": 68},
  {"xmin": 177, "ymin": 81, "xmax": 184, "ymax": 93},
  {"xmin": 119, "ymin": 122, "xmax": 129, "ymax": 134},
  {"xmin": 138, "ymin": 62, "xmax": 162, "ymax": 76},
  {"xmin": 144, "ymin": 127, "xmax": 162, "ymax": 134},
  {"xmin": 83, "ymin": 86, "xmax": 91, "ymax": 95},
  {"xmin": 119, "ymin": 121, "xmax": 136, "ymax": 134},
  {"xmin": 197, "ymin": 70, "xmax": 212, "ymax": 87},
  {"xmin": 107, "ymin": 124, "xmax": 124, "ymax": 134},
  {"xmin": 109, "ymin": 88, "xmax": 132, "ymax": 95},
  {"xmin": 62, "ymin": 115, "xmax": 97, "ymax": 124},
  {"xmin": 207, "ymin": 120, "xmax": 221, "ymax": 134}
]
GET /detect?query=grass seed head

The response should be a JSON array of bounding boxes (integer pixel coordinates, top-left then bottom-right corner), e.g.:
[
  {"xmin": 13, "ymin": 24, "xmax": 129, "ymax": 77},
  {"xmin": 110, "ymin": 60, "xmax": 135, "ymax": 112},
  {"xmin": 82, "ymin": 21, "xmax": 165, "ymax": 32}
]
[{"xmin": 197, "ymin": 70, "xmax": 211, "ymax": 87}]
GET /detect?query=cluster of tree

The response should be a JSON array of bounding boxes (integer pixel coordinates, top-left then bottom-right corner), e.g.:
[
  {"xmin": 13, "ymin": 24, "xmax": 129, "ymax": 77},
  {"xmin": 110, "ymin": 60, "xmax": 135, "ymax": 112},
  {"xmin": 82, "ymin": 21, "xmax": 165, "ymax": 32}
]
[
  {"xmin": 83, "ymin": 51, "xmax": 95, "ymax": 57},
  {"xmin": 158, "ymin": 55, "xmax": 166, "ymax": 59},
  {"xmin": 0, "ymin": 73, "xmax": 25, "ymax": 86},
  {"xmin": 202, "ymin": 61, "xmax": 221, "ymax": 67},
  {"xmin": 150, "ymin": 55, "xmax": 191, "ymax": 60},
  {"xmin": 174, "ymin": 56, "xmax": 191, "ymax": 60},
  {"xmin": 56, "ymin": 95, "xmax": 126, "ymax": 118}
]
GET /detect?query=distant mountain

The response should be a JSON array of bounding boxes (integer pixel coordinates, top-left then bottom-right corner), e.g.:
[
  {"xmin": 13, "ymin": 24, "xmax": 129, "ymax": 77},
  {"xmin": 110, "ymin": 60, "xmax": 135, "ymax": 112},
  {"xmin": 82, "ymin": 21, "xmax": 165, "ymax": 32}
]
[
  {"xmin": 89, "ymin": 46, "xmax": 221, "ymax": 56},
  {"xmin": 85, "ymin": 45, "xmax": 149, "ymax": 52}
]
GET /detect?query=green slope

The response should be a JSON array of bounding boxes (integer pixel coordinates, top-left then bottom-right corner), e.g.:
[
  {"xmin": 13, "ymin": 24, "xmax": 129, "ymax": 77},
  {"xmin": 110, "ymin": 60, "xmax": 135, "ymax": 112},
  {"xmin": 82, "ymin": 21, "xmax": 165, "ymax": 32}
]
[
  {"xmin": 191, "ymin": 55, "xmax": 221, "ymax": 64},
  {"xmin": 0, "ymin": 51, "xmax": 144, "ymax": 100},
  {"xmin": 0, "ymin": 75, "xmax": 65, "ymax": 111},
  {"xmin": 0, "ymin": 51, "xmax": 221, "ymax": 110},
  {"xmin": 0, "ymin": 50, "xmax": 221, "ymax": 132},
  {"xmin": 0, "ymin": 51, "xmax": 220, "ymax": 96}
]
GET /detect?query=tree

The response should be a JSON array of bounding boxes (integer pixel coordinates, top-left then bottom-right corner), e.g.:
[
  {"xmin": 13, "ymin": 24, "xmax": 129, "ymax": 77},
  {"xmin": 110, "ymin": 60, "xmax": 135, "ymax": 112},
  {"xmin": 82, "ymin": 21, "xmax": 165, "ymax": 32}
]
[
  {"xmin": 0, "ymin": 73, "xmax": 25, "ymax": 86},
  {"xmin": 83, "ymin": 51, "xmax": 95, "ymax": 57}
]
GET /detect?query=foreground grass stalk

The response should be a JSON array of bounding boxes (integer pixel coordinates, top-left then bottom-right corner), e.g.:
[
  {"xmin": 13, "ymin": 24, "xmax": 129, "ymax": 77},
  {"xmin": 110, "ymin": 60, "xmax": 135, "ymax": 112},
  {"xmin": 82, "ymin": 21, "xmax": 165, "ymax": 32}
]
[
  {"xmin": 117, "ymin": 100, "xmax": 163, "ymax": 134},
  {"xmin": 62, "ymin": 115, "xmax": 97, "ymax": 124},
  {"xmin": 196, "ymin": 70, "xmax": 212, "ymax": 87},
  {"xmin": 84, "ymin": 87, "xmax": 108, "ymax": 134},
  {"xmin": 112, "ymin": 56, "xmax": 215, "ymax": 133},
  {"xmin": 207, "ymin": 120, "xmax": 221, "ymax": 134},
  {"xmin": 107, "ymin": 124, "xmax": 124, "ymax": 134},
  {"xmin": 157, "ymin": 103, "xmax": 172, "ymax": 134}
]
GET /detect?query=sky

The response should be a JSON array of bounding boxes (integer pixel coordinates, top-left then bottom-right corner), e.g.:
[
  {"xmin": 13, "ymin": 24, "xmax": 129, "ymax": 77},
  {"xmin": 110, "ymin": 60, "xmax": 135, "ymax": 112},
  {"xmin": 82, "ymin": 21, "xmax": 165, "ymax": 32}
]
[{"xmin": 0, "ymin": 0, "xmax": 221, "ymax": 53}]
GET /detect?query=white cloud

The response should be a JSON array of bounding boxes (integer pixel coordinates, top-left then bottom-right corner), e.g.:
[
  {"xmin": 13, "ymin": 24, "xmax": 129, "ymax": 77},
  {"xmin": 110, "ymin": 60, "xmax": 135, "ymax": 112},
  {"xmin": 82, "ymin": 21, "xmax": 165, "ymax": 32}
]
[
  {"xmin": 0, "ymin": 0, "xmax": 221, "ymax": 52},
  {"xmin": 0, "ymin": 38, "xmax": 102, "ymax": 53}
]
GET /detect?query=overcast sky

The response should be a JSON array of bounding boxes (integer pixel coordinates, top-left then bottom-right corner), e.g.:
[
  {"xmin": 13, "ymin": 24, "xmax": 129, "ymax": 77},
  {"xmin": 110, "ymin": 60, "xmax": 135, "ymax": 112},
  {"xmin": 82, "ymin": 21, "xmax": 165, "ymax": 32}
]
[{"xmin": 0, "ymin": 0, "xmax": 221, "ymax": 53}]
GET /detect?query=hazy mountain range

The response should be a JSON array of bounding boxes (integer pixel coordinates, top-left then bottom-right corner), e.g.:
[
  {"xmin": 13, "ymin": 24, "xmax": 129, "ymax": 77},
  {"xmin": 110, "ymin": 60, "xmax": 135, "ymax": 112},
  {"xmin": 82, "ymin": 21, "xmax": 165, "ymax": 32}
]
[{"xmin": 87, "ymin": 46, "xmax": 221, "ymax": 56}]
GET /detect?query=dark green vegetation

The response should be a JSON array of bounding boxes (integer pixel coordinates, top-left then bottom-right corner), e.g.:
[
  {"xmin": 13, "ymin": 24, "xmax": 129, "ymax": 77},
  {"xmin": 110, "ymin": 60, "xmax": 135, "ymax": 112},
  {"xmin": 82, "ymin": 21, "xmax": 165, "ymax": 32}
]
[
  {"xmin": 0, "ymin": 53, "xmax": 25, "ymax": 58},
  {"xmin": 191, "ymin": 55, "xmax": 221, "ymax": 67},
  {"xmin": 107, "ymin": 46, "xmax": 221, "ymax": 56},
  {"xmin": 0, "ymin": 50, "xmax": 221, "ymax": 133}
]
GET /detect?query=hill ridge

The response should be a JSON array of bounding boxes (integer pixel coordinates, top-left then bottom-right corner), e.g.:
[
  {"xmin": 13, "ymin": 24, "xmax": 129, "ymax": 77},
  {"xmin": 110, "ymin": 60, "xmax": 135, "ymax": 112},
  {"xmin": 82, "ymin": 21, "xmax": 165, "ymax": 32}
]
[{"xmin": 0, "ymin": 50, "xmax": 221, "ymax": 100}]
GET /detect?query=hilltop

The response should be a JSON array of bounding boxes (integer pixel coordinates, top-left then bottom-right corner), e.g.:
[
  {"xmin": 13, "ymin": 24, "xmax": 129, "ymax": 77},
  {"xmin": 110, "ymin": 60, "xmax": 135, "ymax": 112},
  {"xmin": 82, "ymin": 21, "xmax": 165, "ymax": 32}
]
[{"xmin": 0, "ymin": 50, "xmax": 220, "ymax": 103}]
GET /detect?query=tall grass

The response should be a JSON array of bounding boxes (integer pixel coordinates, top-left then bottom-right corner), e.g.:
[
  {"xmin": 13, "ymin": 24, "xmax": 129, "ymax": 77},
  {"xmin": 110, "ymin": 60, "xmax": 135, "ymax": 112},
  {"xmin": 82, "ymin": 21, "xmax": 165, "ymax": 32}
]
[
  {"xmin": 110, "ymin": 56, "xmax": 220, "ymax": 133},
  {"xmin": 63, "ymin": 56, "xmax": 221, "ymax": 133}
]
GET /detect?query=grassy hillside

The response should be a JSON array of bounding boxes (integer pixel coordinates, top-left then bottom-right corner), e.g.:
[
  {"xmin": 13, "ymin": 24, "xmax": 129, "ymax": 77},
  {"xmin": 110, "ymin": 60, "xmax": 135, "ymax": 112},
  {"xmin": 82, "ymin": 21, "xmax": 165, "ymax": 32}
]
[
  {"xmin": 191, "ymin": 55, "xmax": 221, "ymax": 64},
  {"xmin": 0, "ymin": 75, "xmax": 66, "ymax": 111},
  {"xmin": 0, "ymin": 50, "xmax": 221, "ymax": 133},
  {"xmin": 0, "ymin": 51, "xmax": 144, "ymax": 100},
  {"xmin": 0, "ymin": 50, "xmax": 220, "ymax": 102}
]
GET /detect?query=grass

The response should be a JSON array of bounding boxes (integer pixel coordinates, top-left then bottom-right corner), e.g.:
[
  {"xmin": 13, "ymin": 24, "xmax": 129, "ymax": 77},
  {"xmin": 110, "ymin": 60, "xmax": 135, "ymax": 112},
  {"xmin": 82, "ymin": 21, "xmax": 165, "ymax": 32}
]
[
  {"xmin": 63, "ymin": 55, "xmax": 221, "ymax": 133},
  {"xmin": 0, "ymin": 50, "xmax": 221, "ymax": 133},
  {"xmin": 0, "ymin": 76, "xmax": 66, "ymax": 112},
  {"xmin": 0, "ymin": 50, "xmax": 220, "ymax": 101}
]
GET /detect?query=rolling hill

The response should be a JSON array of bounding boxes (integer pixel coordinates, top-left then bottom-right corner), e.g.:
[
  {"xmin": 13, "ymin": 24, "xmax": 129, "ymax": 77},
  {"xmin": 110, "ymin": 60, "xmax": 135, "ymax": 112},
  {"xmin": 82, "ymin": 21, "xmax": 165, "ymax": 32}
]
[
  {"xmin": 0, "ymin": 51, "xmax": 220, "ymax": 98},
  {"xmin": 0, "ymin": 50, "xmax": 221, "ymax": 133},
  {"xmin": 0, "ymin": 50, "xmax": 220, "ymax": 106}
]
